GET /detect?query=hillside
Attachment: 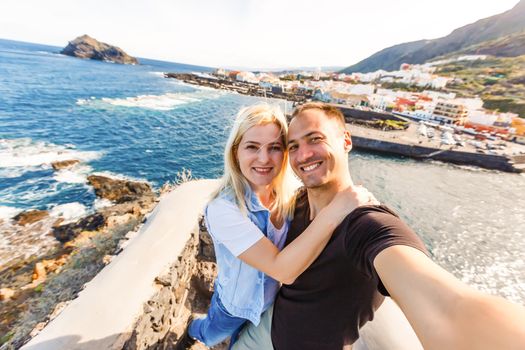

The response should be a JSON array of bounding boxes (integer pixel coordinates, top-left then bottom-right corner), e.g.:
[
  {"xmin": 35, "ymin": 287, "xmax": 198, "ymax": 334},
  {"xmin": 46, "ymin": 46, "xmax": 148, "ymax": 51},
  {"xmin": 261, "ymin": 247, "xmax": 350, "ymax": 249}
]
[
  {"xmin": 457, "ymin": 31, "xmax": 525, "ymax": 57},
  {"xmin": 435, "ymin": 55, "xmax": 525, "ymax": 117},
  {"xmin": 341, "ymin": 0, "xmax": 525, "ymax": 73}
]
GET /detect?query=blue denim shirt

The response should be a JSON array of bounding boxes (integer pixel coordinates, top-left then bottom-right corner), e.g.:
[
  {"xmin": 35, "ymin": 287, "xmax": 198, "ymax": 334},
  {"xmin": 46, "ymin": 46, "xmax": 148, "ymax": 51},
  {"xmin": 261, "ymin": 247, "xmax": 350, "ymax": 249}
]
[{"xmin": 204, "ymin": 186, "xmax": 288, "ymax": 325}]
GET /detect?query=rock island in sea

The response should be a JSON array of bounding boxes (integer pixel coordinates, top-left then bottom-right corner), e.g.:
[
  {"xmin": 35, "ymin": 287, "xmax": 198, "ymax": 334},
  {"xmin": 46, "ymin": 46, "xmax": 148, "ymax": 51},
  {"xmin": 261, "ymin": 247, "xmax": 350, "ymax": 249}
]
[{"xmin": 60, "ymin": 35, "xmax": 138, "ymax": 65}]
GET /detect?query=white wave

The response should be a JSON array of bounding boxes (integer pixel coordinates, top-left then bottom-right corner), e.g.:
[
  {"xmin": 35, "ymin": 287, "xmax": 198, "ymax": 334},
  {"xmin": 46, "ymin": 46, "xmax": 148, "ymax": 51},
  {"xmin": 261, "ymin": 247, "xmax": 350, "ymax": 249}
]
[
  {"xmin": 0, "ymin": 206, "xmax": 22, "ymax": 221},
  {"xmin": 53, "ymin": 164, "xmax": 92, "ymax": 184},
  {"xmin": 149, "ymin": 71, "xmax": 165, "ymax": 77},
  {"xmin": 101, "ymin": 93, "xmax": 200, "ymax": 111},
  {"xmin": 49, "ymin": 202, "xmax": 88, "ymax": 224},
  {"xmin": 94, "ymin": 198, "xmax": 114, "ymax": 210},
  {"xmin": 17, "ymin": 182, "xmax": 60, "ymax": 202},
  {"xmin": 0, "ymin": 166, "xmax": 30, "ymax": 178},
  {"xmin": 77, "ymin": 89, "xmax": 223, "ymax": 111},
  {"xmin": 0, "ymin": 138, "xmax": 102, "ymax": 168},
  {"xmin": 0, "ymin": 212, "xmax": 61, "ymax": 267}
]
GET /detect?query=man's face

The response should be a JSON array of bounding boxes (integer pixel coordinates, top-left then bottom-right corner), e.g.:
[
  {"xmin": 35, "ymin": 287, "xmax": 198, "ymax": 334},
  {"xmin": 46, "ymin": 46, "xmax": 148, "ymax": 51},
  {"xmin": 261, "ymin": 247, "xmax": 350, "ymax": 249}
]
[{"xmin": 287, "ymin": 109, "xmax": 352, "ymax": 188}]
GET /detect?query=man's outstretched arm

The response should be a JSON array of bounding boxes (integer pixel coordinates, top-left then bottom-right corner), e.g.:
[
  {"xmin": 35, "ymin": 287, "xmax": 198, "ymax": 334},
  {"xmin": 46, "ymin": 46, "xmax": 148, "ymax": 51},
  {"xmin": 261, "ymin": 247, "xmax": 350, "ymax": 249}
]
[{"xmin": 374, "ymin": 245, "xmax": 525, "ymax": 350}]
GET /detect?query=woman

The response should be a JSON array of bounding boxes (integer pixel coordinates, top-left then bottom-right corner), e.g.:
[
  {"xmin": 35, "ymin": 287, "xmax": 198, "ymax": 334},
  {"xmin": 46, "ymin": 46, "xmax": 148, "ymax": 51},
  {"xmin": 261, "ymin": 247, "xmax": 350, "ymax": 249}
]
[{"xmin": 177, "ymin": 103, "xmax": 373, "ymax": 349}]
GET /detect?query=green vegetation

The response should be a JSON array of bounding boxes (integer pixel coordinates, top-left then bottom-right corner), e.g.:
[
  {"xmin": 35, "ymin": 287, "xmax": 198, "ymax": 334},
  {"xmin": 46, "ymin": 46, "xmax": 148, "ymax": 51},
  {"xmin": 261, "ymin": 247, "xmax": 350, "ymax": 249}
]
[
  {"xmin": 435, "ymin": 55, "xmax": 525, "ymax": 117},
  {"xmin": 379, "ymin": 81, "xmax": 434, "ymax": 93},
  {"xmin": 483, "ymin": 98, "xmax": 525, "ymax": 117},
  {"xmin": 0, "ymin": 331, "xmax": 15, "ymax": 346},
  {"xmin": 373, "ymin": 119, "xmax": 409, "ymax": 130}
]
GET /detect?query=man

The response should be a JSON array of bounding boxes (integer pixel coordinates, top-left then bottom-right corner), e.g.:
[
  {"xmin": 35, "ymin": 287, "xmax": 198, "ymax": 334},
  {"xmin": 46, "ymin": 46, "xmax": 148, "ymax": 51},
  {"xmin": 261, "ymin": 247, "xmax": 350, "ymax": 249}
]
[{"xmin": 232, "ymin": 102, "xmax": 525, "ymax": 349}]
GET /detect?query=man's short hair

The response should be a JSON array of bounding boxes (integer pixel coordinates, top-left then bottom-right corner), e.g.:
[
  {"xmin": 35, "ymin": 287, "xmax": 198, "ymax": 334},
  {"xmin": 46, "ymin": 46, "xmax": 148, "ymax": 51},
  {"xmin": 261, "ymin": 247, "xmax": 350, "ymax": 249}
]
[{"xmin": 291, "ymin": 102, "xmax": 346, "ymax": 129}]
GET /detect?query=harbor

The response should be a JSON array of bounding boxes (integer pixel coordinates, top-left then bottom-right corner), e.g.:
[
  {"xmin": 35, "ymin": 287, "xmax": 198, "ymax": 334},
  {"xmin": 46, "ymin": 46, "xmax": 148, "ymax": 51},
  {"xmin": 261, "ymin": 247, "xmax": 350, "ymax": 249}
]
[{"xmin": 165, "ymin": 72, "xmax": 525, "ymax": 173}]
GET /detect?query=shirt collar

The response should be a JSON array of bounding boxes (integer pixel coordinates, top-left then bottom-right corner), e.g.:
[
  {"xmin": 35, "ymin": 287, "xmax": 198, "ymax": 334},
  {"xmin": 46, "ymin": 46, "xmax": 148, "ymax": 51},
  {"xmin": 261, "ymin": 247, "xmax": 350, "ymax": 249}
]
[{"xmin": 243, "ymin": 184, "xmax": 268, "ymax": 213}]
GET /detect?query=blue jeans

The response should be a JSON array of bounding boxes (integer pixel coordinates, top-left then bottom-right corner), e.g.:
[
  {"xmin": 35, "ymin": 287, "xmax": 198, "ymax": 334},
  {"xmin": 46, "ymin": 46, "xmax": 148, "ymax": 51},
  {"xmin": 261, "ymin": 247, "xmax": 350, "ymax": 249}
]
[{"xmin": 188, "ymin": 292, "xmax": 247, "ymax": 347}]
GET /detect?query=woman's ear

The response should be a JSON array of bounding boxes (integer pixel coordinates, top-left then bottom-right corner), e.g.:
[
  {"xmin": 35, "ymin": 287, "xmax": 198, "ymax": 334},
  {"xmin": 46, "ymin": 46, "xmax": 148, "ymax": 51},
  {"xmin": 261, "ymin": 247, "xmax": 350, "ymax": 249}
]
[{"xmin": 343, "ymin": 130, "xmax": 352, "ymax": 153}]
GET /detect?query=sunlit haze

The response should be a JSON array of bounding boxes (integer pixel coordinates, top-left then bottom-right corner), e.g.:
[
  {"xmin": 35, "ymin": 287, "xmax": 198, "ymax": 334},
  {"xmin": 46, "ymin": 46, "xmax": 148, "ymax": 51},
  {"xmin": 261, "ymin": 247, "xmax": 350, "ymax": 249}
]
[{"xmin": 0, "ymin": 0, "xmax": 520, "ymax": 69}]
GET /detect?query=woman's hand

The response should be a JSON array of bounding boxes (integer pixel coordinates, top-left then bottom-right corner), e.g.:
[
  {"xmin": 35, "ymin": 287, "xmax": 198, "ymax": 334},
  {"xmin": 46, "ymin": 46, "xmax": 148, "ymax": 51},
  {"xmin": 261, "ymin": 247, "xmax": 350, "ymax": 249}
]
[
  {"xmin": 325, "ymin": 185, "xmax": 379, "ymax": 223},
  {"xmin": 237, "ymin": 186, "xmax": 378, "ymax": 284}
]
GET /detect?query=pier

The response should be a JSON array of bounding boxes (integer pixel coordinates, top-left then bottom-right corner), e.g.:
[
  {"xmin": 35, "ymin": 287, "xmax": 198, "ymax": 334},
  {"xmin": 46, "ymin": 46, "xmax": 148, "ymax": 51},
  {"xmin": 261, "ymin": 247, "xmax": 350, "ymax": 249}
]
[{"xmin": 348, "ymin": 123, "xmax": 525, "ymax": 173}]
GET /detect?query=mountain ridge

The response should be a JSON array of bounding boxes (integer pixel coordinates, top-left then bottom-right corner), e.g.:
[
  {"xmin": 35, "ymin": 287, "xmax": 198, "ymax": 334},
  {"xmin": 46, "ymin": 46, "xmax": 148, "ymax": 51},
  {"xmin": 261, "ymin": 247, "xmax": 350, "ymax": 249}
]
[{"xmin": 341, "ymin": 1, "xmax": 525, "ymax": 73}]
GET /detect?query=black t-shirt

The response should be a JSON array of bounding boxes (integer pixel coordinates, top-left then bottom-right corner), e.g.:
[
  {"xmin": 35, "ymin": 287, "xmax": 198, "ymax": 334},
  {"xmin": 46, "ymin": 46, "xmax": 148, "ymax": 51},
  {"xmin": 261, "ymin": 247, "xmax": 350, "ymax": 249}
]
[{"xmin": 271, "ymin": 191, "xmax": 428, "ymax": 350}]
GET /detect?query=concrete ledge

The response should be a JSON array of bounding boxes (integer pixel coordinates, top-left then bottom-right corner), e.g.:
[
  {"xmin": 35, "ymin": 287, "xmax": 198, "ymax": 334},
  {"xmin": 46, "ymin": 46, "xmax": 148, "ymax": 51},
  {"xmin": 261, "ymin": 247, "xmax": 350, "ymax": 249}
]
[
  {"xmin": 22, "ymin": 178, "xmax": 422, "ymax": 349},
  {"xmin": 22, "ymin": 179, "xmax": 220, "ymax": 350},
  {"xmin": 355, "ymin": 297, "xmax": 423, "ymax": 350}
]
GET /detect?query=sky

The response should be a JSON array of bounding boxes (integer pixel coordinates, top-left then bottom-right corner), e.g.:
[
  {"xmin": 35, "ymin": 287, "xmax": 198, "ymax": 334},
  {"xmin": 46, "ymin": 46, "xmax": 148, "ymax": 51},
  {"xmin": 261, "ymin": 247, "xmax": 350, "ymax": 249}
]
[{"xmin": 0, "ymin": 0, "xmax": 520, "ymax": 69}]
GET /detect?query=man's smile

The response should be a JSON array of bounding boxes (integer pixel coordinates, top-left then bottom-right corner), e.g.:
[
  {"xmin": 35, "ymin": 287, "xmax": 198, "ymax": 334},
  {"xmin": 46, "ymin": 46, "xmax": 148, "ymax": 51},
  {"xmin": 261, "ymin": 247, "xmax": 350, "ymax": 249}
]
[{"xmin": 299, "ymin": 161, "xmax": 323, "ymax": 173}]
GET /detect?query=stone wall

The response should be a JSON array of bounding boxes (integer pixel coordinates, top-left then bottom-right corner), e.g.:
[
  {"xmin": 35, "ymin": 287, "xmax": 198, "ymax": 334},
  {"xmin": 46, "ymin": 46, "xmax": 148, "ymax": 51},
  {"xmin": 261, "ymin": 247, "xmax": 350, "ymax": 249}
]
[
  {"xmin": 123, "ymin": 219, "xmax": 218, "ymax": 350},
  {"xmin": 21, "ymin": 180, "xmax": 221, "ymax": 350}
]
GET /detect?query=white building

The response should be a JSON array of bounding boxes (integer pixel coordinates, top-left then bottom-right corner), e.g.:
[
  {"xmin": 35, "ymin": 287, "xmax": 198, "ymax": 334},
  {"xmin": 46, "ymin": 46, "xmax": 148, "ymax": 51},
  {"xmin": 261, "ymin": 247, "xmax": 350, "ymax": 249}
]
[
  {"xmin": 422, "ymin": 90, "xmax": 456, "ymax": 101},
  {"xmin": 468, "ymin": 110, "xmax": 517, "ymax": 126},
  {"xmin": 347, "ymin": 84, "xmax": 375, "ymax": 95},
  {"xmin": 368, "ymin": 94, "xmax": 394, "ymax": 110},
  {"xmin": 236, "ymin": 71, "xmax": 257, "ymax": 83},
  {"xmin": 430, "ymin": 77, "xmax": 450, "ymax": 89},
  {"xmin": 214, "ymin": 68, "xmax": 227, "ymax": 77}
]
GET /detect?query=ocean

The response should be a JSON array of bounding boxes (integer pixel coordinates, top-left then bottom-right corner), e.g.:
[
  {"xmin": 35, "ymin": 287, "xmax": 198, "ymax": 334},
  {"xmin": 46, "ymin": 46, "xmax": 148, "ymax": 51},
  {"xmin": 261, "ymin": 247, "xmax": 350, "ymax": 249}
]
[{"xmin": 0, "ymin": 38, "xmax": 524, "ymax": 304}]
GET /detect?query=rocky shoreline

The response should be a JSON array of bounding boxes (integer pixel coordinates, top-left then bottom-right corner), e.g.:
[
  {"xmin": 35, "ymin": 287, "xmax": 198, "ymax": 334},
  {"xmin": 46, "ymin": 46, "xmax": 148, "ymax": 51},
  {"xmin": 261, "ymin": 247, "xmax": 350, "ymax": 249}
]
[
  {"xmin": 0, "ymin": 165, "xmax": 162, "ymax": 348},
  {"xmin": 165, "ymin": 73, "xmax": 310, "ymax": 103}
]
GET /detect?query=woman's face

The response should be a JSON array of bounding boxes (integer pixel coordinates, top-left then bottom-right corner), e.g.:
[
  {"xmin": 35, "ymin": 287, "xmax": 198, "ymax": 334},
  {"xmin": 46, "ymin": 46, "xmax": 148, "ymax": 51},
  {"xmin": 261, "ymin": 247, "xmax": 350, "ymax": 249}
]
[{"xmin": 236, "ymin": 123, "xmax": 285, "ymax": 191}]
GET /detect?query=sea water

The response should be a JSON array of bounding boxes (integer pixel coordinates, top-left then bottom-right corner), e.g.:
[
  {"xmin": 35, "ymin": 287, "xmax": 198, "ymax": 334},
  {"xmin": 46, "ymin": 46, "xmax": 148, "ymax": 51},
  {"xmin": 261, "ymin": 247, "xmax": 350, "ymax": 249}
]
[{"xmin": 0, "ymin": 38, "xmax": 524, "ymax": 303}]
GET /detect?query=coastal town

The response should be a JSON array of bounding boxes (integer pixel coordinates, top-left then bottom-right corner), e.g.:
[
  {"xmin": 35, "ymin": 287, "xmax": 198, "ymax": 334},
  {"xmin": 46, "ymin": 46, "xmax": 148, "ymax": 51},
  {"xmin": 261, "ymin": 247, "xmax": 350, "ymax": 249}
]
[{"xmin": 166, "ymin": 56, "xmax": 525, "ymax": 173}]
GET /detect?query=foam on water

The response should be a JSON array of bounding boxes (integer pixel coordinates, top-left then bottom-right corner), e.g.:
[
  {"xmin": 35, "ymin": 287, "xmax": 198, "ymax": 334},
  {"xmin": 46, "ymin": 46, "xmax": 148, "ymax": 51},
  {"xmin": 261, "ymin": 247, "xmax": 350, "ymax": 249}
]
[
  {"xmin": 53, "ymin": 164, "xmax": 93, "ymax": 184},
  {"xmin": 94, "ymin": 198, "xmax": 114, "ymax": 210},
  {"xmin": 49, "ymin": 202, "xmax": 88, "ymax": 224},
  {"xmin": 149, "ymin": 71, "xmax": 165, "ymax": 77},
  {"xmin": 0, "ymin": 213, "xmax": 61, "ymax": 266},
  {"xmin": 0, "ymin": 166, "xmax": 31, "ymax": 179},
  {"xmin": 0, "ymin": 138, "xmax": 102, "ymax": 169},
  {"xmin": 0, "ymin": 206, "xmax": 22, "ymax": 221},
  {"xmin": 76, "ymin": 90, "xmax": 224, "ymax": 111},
  {"xmin": 15, "ymin": 182, "xmax": 60, "ymax": 203}
]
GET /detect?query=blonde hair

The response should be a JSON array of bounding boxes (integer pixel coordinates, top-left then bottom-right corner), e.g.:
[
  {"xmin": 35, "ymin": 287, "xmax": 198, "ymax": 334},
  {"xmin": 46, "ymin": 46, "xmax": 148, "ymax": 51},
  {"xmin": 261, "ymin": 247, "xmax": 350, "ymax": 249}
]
[{"xmin": 212, "ymin": 103, "xmax": 296, "ymax": 220}]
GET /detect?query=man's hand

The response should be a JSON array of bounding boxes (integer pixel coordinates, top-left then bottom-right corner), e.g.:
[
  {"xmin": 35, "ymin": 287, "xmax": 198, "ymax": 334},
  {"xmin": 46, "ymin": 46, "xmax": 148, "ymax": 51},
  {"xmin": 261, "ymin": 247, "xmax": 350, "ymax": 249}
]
[{"xmin": 374, "ymin": 245, "xmax": 525, "ymax": 350}]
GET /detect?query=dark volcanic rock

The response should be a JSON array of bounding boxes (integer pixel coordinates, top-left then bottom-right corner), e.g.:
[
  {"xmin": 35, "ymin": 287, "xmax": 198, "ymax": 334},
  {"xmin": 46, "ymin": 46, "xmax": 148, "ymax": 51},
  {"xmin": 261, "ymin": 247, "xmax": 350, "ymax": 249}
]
[
  {"xmin": 52, "ymin": 213, "xmax": 105, "ymax": 243},
  {"xmin": 13, "ymin": 210, "xmax": 49, "ymax": 226},
  {"xmin": 51, "ymin": 159, "xmax": 80, "ymax": 170},
  {"xmin": 87, "ymin": 175, "xmax": 153, "ymax": 203},
  {"xmin": 61, "ymin": 35, "xmax": 138, "ymax": 65}
]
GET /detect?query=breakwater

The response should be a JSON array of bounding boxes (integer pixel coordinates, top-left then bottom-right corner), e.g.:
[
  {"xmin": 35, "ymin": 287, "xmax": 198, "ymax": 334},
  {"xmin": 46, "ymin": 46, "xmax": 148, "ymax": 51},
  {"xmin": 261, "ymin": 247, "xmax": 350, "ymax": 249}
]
[
  {"xmin": 349, "ymin": 123, "xmax": 525, "ymax": 173},
  {"xmin": 352, "ymin": 134, "xmax": 524, "ymax": 172}
]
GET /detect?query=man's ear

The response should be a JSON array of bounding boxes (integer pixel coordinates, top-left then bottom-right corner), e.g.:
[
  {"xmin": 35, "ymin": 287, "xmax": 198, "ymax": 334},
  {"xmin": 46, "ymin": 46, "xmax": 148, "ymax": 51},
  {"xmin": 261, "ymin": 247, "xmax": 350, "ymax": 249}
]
[{"xmin": 343, "ymin": 130, "xmax": 352, "ymax": 153}]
